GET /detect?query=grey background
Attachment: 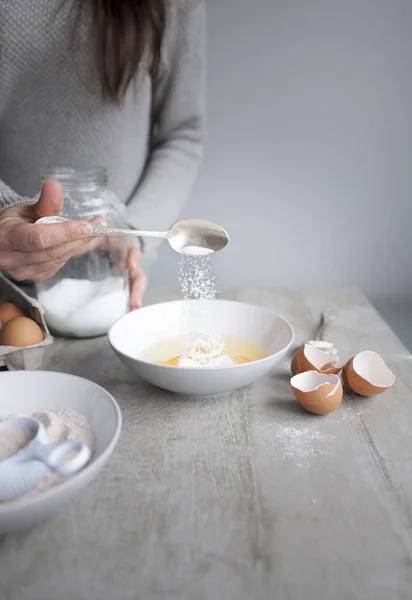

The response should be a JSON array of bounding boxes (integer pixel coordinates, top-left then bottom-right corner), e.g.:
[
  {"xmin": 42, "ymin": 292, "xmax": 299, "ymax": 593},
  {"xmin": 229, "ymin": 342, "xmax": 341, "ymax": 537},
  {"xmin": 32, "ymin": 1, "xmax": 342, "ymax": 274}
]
[{"xmin": 149, "ymin": 0, "xmax": 412, "ymax": 347}]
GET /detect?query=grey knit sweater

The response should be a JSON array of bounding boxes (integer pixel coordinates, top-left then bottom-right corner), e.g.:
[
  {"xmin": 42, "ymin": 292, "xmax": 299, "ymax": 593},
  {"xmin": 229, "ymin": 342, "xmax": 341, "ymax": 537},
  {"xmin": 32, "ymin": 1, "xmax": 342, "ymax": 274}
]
[{"xmin": 0, "ymin": 0, "xmax": 205, "ymax": 261}]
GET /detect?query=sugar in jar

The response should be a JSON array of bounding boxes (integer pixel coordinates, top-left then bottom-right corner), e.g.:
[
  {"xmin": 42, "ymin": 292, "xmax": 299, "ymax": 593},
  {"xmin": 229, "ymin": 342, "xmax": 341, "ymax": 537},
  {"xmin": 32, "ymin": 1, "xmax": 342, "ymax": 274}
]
[{"xmin": 36, "ymin": 167, "xmax": 130, "ymax": 338}]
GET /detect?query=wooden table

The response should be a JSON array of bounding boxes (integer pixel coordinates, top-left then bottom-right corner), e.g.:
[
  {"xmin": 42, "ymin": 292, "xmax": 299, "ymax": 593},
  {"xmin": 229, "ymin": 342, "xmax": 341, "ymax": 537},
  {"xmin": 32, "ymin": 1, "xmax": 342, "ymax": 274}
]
[{"xmin": 1, "ymin": 288, "xmax": 412, "ymax": 600}]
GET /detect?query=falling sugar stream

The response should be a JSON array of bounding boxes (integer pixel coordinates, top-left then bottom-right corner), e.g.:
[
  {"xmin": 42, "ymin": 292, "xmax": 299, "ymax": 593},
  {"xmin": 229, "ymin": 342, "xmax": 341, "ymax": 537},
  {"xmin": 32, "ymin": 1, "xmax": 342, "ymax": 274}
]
[
  {"xmin": 177, "ymin": 255, "xmax": 227, "ymax": 365},
  {"xmin": 178, "ymin": 255, "xmax": 218, "ymax": 300}
]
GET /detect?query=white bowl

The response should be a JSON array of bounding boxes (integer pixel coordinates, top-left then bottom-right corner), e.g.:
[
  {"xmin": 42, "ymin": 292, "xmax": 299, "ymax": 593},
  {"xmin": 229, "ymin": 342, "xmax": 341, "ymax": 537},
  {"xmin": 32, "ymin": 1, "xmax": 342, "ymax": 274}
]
[
  {"xmin": 0, "ymin": 371, "xmax": 121, "ymax": 534},
  {"xmin": 108, "ymin": 299, "xmax": 294, "ymax": 396}
]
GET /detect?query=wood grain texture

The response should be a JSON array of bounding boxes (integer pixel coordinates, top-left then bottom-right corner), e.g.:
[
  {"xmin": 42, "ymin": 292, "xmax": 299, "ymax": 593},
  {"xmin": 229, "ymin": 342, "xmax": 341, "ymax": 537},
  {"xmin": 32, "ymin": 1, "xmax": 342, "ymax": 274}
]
[{"xmin": 1, "ymin": 287, "xmax": 412, "ymax": 600}]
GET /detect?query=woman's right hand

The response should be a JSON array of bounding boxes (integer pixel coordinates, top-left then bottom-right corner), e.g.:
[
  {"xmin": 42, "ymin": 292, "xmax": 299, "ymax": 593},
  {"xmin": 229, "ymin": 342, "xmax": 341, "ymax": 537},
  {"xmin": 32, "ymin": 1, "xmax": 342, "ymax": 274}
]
[{"xmin": 0, "ymin": 179, "xmax": 95, "ymax": 283}]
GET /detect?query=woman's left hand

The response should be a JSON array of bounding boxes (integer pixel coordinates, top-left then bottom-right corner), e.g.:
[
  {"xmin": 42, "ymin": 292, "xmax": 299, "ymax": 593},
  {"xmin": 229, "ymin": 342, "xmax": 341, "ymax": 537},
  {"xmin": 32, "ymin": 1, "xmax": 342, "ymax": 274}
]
[
  {"xmin": 126, "ymin": 242, "xmax": 147, "ymax": 310},
  {"xmin": 77, "ymin": 227, "xmax": 148, "ymax": 311}
]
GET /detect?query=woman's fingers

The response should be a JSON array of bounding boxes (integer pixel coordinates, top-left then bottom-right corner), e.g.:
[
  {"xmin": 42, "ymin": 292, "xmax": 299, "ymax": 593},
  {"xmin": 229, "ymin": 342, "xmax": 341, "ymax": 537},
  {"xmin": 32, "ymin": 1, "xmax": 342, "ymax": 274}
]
[
  {"xmin": 129, "ymin": 263, "xmax": 148, "ymax": 310},
  {"xmin": 0, "ymin": 216, "xmax": 106, "ymax": 272},
  {"xmin": 9, "ymin": 220, "xmax": 93, "ymax": 252},
  {"xmin": 126, "ymin": 241, "xmax": 141, "ymax": 269},
  {"xmin": 7, "ymin": 265, "xmax": 59, "ymax": 284},
  {"xmin": 103, "ymin": 235, "xmax": 124, "ymax": 267},
  {"xmin": 0, "ymin": 237, "xmax": 95, "ymax": 270},
  {"xmin": 127, "ymin": 245, "xmax": 147, "ymax": 310}
]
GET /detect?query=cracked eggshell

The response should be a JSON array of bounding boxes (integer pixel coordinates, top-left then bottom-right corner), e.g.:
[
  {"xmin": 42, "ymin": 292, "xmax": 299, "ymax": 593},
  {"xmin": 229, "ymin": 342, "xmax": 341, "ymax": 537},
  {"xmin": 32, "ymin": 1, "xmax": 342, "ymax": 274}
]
[
  {"xmin": 291, "ymin": 371, "xmax": 343, "ymax": 415},
  {"xmin": 291, "ymin": 344, "xmax": 342, "ymax": 376},
  {"xmin": 342, "ymin": 350, "xmax": 395, "ymax": 396}
]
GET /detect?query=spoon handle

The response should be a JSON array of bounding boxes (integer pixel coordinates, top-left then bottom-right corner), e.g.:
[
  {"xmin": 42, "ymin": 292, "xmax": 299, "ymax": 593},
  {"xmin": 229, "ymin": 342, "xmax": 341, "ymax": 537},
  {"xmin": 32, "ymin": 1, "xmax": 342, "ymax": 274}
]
[
  {"xmin": 31, "ymin": 440, "xmax": 92, "ymax": 475},
  {"xmin": 88, "ymin": 225, "xmax": 168, "ymax": 239},
  {"xmin": 315, "ymin": 309, "xmax": 337, "ymax": 341},
  {"xmin": 36, "ymin": 216, "xmax": 168, "ymax": 239}
]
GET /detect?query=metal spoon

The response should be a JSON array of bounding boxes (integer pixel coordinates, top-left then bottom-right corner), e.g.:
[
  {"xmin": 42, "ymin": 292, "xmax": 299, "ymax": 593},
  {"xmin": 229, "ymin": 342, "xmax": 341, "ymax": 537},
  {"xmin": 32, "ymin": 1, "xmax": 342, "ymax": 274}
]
[
  {"xmin": 307, "ymin": 309, "xmax": 340, "ymax": 359},
  {"xmin": 35, "ymin": 216, "xmax": 229, "ymax": 255}
]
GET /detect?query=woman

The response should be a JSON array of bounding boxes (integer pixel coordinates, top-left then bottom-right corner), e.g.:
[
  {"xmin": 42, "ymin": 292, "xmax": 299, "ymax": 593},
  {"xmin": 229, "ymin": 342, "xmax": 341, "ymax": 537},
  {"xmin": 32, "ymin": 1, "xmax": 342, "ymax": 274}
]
[{"xmin": 0, "ymin": 0, "xmax": 205, "ymax": 309}]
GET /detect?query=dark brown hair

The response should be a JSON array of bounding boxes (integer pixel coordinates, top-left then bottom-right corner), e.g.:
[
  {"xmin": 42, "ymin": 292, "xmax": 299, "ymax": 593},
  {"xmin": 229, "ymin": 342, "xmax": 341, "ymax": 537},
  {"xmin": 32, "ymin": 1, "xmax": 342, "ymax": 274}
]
[{"xmin": 84, "ymin": 0, "xmax": 166, "ymax": 104}]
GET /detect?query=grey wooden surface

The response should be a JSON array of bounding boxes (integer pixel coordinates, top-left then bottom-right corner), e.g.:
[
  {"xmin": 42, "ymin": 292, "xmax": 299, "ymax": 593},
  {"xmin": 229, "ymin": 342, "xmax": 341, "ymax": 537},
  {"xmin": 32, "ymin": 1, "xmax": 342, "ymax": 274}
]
[{"xmin": 1, "ymin": 287, "xmax": 412, "ymax": 600}]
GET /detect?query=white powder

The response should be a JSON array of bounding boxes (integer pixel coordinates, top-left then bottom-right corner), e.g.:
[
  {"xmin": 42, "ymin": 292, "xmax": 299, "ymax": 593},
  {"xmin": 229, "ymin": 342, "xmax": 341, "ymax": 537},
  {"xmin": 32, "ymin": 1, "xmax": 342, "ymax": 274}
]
[
  {"xmin": 185, "ymin": 333, "xmax": 224, "ymax": 359},
  {"xmin": 177, "ymin": 255, "xmax": 234, "ymax": 367},
  {"xmin": 178, "ymin": 255, "xmax": 217, "ymax": 301},
  {"xmin": 181, "ymin": 245, "xmax": 213, "ymax": 256},
  {"xmin": 275, "ymin": 423, "xmax": 334, "ymax": 461},
  {"xmin": 38, "ymin": 276, "xmax": 128, "ymax": 337},
  {"xmin": 0, "ymin": 427, "xmax": 34, "ymax": 461},
  {"xmin": 178, "ymin": 332, "xmax": 234, "ymax": 367},
  {"xmin": 0, "ymin": 409, "xmax": 94, "ymax": 502},
  {"xmin": 307, "ymin": 339, "xmax": 340, "ymax": 360}
]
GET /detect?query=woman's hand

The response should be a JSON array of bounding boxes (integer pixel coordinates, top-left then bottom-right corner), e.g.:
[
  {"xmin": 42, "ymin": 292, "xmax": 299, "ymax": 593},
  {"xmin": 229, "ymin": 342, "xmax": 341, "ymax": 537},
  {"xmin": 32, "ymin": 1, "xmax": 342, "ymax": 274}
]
[
  {"xmin": 0, "ymin": 180, "xmax": 95, "ymax": 283},
  {"xmin": 126, "ymin": 242, "xmax": 147, "ymax": 310},
  {"xmin": 84, "ymin": 231, "xmax": 147, "ymax": 311},
  {"xmin": 98, "ymin": 237, "xmax": 147, "ymax": 311},
  {"xmin": 0, "ymin": 178, "xmax": 148, "ymax": 309}
]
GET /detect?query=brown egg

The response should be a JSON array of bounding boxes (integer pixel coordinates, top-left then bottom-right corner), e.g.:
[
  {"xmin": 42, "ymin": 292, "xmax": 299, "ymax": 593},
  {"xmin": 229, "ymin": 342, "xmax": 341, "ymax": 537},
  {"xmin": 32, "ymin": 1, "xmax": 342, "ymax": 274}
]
[
  {"xmin": 290, "ymin": 371, "xmax": 343, "ymax": 415},
  {"xmin": 342, "ymin": 350, "xmax": 395, "ymax": 396},
  {"xmin": 1, "ymin": 317, "xmax": 44, "ymax": 347},
  {"xmin": 0, "ymin": 302, "xmax": 24, "ymax": 325},
  {"xmin": 291, "ymin": 344, "xmax": 342, "ymax": 376}
]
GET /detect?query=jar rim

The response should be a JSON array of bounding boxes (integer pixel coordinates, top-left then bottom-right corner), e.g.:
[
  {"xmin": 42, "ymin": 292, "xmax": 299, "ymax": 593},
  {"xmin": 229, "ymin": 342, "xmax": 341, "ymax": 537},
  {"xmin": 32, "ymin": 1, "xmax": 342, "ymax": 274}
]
[{"xmin": 39, "ymin": 166, "xmax": 107, "ymax": 188}]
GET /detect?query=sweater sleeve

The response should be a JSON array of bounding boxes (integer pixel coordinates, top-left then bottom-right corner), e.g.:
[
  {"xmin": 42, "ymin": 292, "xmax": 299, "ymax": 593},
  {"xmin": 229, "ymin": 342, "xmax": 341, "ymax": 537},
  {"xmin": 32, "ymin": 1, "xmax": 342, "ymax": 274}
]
[
  {"xmin": 125, "ymin": 0, "xmax": 206, "ymax": 263},
  {"xmin": 0, "ymin": 179, "xmax": 32, "ymax": 214}
]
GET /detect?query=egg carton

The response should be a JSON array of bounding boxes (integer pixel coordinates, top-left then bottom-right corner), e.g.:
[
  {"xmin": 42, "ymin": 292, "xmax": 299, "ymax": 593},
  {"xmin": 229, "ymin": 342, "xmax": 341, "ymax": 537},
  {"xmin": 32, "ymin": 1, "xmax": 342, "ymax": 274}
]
[{"xmin": 0, "ymin": 273, "xmax": 53, "ymax": 370}]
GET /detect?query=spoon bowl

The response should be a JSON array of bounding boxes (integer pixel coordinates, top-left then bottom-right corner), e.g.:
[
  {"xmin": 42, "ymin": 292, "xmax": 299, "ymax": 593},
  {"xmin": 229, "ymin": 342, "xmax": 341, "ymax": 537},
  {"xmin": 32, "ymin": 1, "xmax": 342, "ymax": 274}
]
[{"xmin": 167, "ymin": 218, "xmax": 229, "ymax": 255}]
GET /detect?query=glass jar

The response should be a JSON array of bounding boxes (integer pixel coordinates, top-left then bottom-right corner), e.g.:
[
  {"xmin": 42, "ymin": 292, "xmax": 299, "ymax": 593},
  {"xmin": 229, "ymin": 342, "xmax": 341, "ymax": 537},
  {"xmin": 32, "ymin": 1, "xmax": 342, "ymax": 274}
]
[{"xmin": 35, "ymin": 167, "xmax": 130, "ymax": 338}]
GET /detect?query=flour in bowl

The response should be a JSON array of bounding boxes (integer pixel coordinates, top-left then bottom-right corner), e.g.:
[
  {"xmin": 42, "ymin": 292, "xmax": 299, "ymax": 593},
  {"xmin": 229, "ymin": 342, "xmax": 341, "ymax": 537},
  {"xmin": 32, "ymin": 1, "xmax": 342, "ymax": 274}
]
[
  {"xmin": 0, "ymin": 409, "xmax": 94, "ymax": 502},
  {"xmin": 178, "ymin": 332, "xmax": 234, "ymax": 367}
]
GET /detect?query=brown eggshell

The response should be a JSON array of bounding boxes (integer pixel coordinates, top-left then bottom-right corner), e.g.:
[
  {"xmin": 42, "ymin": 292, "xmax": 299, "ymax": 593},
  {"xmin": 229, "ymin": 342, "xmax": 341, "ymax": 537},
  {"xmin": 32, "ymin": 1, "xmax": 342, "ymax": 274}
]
[
  {"xmin": 0, "ymin": 302, "xmax": 24, "ymax": 325},
  {"xmin": 1, "ymin": 317, "xmax": 44, "ymax": 347},
  {"xmin": 291, "ymin": 344, "xmax": 342, "ymax": 376},
  {"xmin": 291, "ymin": 371, "xmax": 343, "ymax": 415},
  {"xmin": 342, "ymin": 350, "xmax": 395, "ymax": 396}
]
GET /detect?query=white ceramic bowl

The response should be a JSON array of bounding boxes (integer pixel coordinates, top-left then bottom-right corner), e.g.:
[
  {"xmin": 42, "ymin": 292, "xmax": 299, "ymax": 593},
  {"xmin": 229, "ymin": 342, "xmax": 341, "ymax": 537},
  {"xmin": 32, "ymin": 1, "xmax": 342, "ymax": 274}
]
[
  {"xmin": 0, "ymin": 371, "xmax": 121, "ymax": 534},
  {"xmin": 109, "ymin": 299, "xmax": 294, "ymax": 396}
]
